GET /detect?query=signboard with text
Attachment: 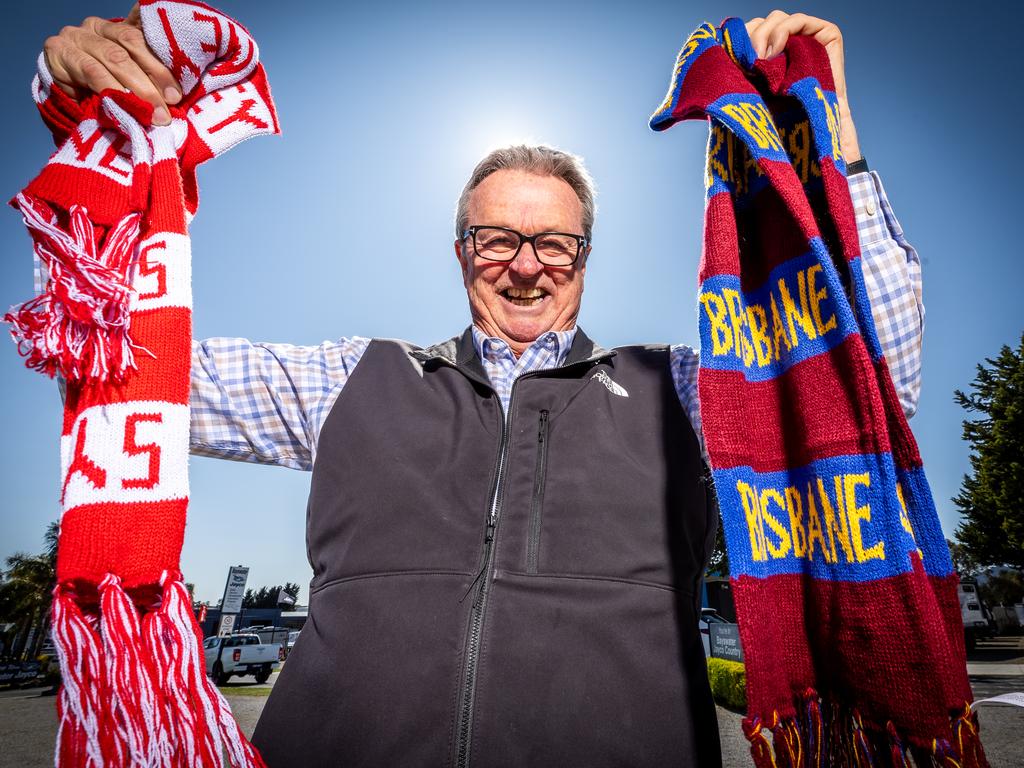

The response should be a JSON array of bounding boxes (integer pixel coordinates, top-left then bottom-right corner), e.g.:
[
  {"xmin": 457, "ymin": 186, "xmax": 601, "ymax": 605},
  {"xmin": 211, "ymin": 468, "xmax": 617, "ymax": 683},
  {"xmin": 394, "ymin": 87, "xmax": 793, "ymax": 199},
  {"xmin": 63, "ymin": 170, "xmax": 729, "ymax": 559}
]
[
  {"xmin": 709, "ymin": 623, "xmax": 745, "ymax": 662},
  {"xmin": 220, "ymin": 566, "xmax": 249, "ymax": 615},
  {"xmin": 217, "ymin": 613, "xmax": 237, "ymax": 637}
]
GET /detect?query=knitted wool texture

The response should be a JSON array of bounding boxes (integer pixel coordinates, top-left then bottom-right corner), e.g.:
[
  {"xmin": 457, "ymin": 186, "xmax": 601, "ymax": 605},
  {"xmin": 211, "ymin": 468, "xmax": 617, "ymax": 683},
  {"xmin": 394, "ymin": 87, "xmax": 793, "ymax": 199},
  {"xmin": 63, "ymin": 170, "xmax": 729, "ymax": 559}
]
[
  {"xmin": 651, "ymin": 19, "xmax": 986, "ymax": 767},
  {"xmin": 6, "ymin": 2, "xmax": 277, "ymax": 765}
]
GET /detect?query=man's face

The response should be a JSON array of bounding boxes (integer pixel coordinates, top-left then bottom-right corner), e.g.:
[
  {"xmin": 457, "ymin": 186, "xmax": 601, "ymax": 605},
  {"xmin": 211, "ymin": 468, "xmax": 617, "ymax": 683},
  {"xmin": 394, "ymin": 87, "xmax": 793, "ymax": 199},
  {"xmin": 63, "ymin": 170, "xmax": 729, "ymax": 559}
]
[{"xmin": 455, "ymin": 169, "xmax": 588, "ymax": 356}]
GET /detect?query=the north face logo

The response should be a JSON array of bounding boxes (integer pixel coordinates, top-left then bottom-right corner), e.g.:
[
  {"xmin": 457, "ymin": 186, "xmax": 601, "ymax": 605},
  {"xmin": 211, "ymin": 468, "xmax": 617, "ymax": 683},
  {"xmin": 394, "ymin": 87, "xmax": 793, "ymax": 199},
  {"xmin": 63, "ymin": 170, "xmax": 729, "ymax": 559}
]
[{"xmin": 592, "ymin": 370, "xmax": 629, "ymax": 398}]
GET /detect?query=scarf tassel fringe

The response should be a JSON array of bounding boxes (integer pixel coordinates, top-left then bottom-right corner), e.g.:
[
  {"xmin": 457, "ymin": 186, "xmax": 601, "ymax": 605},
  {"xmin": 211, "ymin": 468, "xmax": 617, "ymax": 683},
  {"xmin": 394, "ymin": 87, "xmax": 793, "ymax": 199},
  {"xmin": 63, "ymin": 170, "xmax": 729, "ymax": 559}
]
[
  {"xmin": 51, "ymin": 570, "xmax": 266, "ymax": 767},
  {"xmin": 4, "ymin": 194, "xmax": 149, "ymax": 383},
  {"xmin": 742, "ymin": 690, "xmax": 988, "ymax": 768}
]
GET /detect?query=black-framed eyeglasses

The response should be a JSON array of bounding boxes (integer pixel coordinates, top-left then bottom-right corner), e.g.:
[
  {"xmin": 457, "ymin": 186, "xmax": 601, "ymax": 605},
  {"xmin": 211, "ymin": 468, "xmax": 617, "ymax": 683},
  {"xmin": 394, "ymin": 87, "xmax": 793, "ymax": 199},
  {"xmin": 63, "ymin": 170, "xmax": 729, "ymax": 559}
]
[{"xmin": 461, "ymin": 225, "xmax": 589, "ymax": 267}]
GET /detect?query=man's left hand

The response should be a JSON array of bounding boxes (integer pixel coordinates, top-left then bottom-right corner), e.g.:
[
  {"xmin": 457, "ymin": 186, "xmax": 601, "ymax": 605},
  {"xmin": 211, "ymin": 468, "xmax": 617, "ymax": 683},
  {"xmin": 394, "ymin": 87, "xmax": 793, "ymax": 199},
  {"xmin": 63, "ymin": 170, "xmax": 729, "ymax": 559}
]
[{"xmin": 745, "ymin": 11, "xmax": 861, "ymax": 163}]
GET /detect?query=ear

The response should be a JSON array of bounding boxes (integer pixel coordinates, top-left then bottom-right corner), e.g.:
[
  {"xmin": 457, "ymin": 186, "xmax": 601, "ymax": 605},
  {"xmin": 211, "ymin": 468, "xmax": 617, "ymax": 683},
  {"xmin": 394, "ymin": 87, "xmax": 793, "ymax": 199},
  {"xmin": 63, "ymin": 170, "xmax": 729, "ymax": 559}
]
[
  {"xmin": 455, "ymin": 238, "xmax": 471, "ymax": 285},
  {"xmin": 579, "ymin": 244, "xmax": 591, "ymax": 278}
]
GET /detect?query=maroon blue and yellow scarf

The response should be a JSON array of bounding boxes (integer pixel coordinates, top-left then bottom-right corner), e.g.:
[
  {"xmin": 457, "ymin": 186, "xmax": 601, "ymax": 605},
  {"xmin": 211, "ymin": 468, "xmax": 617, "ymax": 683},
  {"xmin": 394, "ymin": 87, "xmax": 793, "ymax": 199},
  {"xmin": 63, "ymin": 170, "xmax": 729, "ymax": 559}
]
[{"xmin": 651, "ymin": 18, "xmax": 986, "ymax": 767}]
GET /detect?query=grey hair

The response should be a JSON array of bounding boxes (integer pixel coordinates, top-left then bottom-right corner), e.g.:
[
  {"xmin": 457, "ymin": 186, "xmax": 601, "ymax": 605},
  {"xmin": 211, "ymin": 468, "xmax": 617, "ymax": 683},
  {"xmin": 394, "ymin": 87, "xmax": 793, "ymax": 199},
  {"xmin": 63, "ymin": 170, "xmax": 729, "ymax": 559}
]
[{"xmin": 455, "ymin": 144, "xmax": 597, "ymax": 242}]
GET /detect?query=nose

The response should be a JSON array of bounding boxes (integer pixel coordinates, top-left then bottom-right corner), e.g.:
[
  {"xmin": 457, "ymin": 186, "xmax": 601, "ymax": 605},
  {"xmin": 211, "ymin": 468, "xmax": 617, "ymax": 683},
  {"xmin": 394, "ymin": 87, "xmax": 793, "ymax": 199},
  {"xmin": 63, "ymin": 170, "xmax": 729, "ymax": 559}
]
[{"xmin": 509, "ymin": 241, "xmax": 543, "ymax": 278}]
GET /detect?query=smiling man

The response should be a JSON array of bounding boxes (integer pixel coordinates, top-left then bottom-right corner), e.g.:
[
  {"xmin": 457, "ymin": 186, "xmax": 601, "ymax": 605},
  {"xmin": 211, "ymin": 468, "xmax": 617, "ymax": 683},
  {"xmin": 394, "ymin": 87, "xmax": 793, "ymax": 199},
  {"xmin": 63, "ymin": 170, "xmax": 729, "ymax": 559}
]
[
  {"xmin": 456, "ymin": 156, "xmax": 592, "ymax": 354},
  {"xmin": 39, "ymin": 7, "xmax": 925, "ymax": 767}
]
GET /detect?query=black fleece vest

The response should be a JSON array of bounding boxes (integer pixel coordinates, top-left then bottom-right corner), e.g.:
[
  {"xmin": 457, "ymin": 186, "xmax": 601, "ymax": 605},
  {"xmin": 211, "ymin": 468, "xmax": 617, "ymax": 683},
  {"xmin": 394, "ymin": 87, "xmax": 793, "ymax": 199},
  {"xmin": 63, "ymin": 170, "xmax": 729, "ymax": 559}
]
[{"xmin": 252, "ymin": 328, "xmax": 721, "ymax": 768}]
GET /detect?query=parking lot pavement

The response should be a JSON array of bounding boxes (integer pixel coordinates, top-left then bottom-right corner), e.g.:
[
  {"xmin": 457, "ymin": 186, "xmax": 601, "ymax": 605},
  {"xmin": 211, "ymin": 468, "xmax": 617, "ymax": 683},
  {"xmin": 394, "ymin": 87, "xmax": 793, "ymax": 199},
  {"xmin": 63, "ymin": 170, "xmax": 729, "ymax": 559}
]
[{"xmin": 1, "ymin": 664, "xmax": 1020, "ymax": 767}]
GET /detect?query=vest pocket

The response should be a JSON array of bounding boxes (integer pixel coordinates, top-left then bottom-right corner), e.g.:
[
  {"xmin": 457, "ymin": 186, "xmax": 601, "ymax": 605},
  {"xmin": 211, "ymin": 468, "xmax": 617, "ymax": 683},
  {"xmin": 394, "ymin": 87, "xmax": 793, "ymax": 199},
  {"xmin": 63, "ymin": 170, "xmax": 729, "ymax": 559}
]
[{"xmin": 525, "ymin": 410, "xmax": 550, "ymax": 574}]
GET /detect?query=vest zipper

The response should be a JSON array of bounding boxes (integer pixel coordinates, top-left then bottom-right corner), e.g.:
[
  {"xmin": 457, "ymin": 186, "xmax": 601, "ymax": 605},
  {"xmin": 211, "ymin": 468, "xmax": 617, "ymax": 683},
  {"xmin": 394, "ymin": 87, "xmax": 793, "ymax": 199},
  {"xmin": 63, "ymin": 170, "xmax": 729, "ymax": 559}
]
[
  {"xmin": 450, "ymin": 354, "xmax": 613, "ymax": 768},
  {"xmin": 526, "ymin": 409, "xmax": 549, "ymax": 574},
  {"xmin": 453, "ymin": 393, "xmax": 507, "ymax": 768}
]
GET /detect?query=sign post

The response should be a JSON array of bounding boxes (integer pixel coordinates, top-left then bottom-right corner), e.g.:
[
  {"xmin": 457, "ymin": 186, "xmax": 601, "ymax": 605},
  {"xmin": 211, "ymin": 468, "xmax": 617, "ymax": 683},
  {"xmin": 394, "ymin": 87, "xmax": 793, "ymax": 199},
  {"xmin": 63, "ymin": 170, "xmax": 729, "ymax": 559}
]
[{"xmin": 217, "ymin": 566, "xmax": 249, "ymax": 637}]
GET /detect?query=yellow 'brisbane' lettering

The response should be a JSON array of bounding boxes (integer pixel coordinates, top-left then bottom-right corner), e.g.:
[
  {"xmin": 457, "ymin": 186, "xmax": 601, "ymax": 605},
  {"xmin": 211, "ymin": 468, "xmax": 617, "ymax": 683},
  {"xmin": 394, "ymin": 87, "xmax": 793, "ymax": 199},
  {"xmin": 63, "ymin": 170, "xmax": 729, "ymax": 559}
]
[
  {"xmin": 738, "ymin": 473, "xmax": 885, "ymax": 566},
  {"xmin": 720, "ymin": 102, "xmax": 784, "ymax": 152},
  {"xmin": 776, "ymin": 119, "xmax": 823, "ymax": 184},
  {"xmin": 699, "ymin": 266, "xmax": 838, "ymax": 369}
]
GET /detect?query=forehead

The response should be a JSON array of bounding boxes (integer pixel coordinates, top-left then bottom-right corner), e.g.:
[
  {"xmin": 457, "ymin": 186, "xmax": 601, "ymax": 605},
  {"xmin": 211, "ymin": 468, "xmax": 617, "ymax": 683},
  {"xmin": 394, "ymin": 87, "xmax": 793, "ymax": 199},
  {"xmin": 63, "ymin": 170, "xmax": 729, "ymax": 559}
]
[{"xmin": 469, "ymin": 170, "xmax": 583, "ymax": 232}]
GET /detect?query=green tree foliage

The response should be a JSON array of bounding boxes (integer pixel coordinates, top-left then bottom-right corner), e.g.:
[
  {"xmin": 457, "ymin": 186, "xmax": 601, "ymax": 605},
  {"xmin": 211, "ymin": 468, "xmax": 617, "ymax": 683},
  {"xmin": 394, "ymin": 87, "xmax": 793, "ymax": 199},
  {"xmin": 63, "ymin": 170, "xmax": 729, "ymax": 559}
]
[
  {"xmin": 947, "ymin": 539, "xmax": 981, "ymax": 576},
  {"xmin": 953, "ymin": 335, "xmax": 1024, "ymax": 569},
  {"xmin": 978, "ymin": 571, "xmax": 1024, "ymax": 608},
  {"xmin": 242, "ymin": 582, "xmax": 301, "ymax": 609},
  {"xmin": 0, "ymin": 522, "xmax": 59, "ymax": 658}
]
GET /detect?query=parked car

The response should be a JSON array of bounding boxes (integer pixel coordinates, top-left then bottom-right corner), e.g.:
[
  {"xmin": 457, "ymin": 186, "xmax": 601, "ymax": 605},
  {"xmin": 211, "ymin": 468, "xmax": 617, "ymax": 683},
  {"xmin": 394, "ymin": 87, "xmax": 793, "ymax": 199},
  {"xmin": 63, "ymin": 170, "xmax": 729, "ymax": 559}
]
[
  {"xmin": 699, "ymin": 608, "xmax": 731, "ymax": 657},
  {"xmin": 958, "ymin": 580, "xmax": 991, "ymax": 650},
  {"xmin": 203, "ymin": 634, "xmax": 282, "ymax": 685}
]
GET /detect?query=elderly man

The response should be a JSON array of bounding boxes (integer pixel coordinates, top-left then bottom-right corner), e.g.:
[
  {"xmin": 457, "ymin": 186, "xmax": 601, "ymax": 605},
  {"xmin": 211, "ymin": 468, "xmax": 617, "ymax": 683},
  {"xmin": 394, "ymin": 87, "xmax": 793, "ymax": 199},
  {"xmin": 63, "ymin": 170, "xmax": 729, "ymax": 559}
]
[{"xmin": 43, "ymin": 8, "xmax": 923, "ymax": 767}]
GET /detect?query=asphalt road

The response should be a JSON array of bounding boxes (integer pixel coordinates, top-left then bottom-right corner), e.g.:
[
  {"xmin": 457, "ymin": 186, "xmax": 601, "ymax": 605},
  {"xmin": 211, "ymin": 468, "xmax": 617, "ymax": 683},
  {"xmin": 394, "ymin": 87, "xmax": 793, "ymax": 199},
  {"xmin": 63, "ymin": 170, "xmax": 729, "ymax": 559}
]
[{"xmin": 1, "ymin": 641, "xmax": 1021, "ymax": 767}]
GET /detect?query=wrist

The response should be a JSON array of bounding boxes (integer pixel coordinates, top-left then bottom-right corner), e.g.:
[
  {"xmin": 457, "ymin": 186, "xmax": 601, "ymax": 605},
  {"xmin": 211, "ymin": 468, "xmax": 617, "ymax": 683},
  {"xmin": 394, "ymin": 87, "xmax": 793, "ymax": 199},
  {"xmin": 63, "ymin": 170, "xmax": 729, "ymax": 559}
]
[{"xmin": 837, "ymin": 98, "xmax": 862, "ymax": 164}]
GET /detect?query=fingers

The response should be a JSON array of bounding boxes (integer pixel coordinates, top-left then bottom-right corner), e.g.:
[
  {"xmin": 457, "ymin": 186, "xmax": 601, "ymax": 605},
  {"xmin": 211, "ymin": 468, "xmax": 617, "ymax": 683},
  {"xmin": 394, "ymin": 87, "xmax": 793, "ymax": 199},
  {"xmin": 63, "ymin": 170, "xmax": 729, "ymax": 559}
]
[
  {"xmin": 766, "ymin": 14, "xmax": 839, "ymax": 58},
  {"xmin": 746, "ymin": 10, "xmax": 840, "ymax": 60},
  {"xmin": 45, "ymin": 31, "xmax": 125, "ymax": 95},
  {"xmin": 41, "ymin": 14, "xmax": 180, "ymax": 125},
  {"xmin": 747, "ymin": 9, "xmax": 790, "ymax": 58},
  {"xmin": 86, "ymin": 16, "xmax": 180, "ymax": 105}
]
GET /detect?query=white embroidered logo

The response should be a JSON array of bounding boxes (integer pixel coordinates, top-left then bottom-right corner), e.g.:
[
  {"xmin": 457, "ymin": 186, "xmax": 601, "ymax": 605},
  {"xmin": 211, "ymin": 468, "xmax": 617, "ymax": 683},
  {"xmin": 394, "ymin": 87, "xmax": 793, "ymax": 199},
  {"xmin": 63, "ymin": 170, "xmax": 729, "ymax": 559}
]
[{"xmin": 592, "ymin": 370, "xmax": 629, "ymax": 398}]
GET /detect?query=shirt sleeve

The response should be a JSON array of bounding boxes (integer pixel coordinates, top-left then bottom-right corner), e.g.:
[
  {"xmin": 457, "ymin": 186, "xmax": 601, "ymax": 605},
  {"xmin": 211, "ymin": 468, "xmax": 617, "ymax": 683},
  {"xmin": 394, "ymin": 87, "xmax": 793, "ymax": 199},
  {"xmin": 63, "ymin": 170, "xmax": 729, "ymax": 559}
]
[
  {"xmin": 671, "ymin": 167, "xmax": 925, "ymax": 458},
  {"xmin": 189, "ymin": 336, "xmax": 371, "ymax": 470},
  {"xmin": 847, "ymin": 169, "xmax": 924, "ymax": 418}
]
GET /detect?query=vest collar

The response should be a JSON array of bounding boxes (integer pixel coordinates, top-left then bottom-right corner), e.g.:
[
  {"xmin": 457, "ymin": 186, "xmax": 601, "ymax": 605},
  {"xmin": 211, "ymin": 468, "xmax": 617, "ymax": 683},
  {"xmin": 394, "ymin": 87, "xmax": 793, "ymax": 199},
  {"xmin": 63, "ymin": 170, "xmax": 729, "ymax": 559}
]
[{"xmin": 410, "ymin": 326, "xmax": 615, "ymax": 383}]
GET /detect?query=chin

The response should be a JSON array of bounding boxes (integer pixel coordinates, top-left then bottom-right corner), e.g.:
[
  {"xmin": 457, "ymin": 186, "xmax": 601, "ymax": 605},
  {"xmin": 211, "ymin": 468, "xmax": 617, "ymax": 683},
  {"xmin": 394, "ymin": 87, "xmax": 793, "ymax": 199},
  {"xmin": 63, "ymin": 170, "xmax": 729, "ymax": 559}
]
[{"xmin": 502, "ymin": 317, "xmax": 558, "ymax": 343}]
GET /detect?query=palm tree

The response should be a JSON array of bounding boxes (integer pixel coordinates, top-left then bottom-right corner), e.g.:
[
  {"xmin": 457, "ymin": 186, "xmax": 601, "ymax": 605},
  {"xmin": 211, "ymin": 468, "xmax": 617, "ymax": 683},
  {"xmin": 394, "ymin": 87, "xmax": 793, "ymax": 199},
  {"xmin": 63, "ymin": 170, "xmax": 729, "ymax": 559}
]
[{"xmin": 0, "ymin": 522, "xmax": 58, "ymax": 659}]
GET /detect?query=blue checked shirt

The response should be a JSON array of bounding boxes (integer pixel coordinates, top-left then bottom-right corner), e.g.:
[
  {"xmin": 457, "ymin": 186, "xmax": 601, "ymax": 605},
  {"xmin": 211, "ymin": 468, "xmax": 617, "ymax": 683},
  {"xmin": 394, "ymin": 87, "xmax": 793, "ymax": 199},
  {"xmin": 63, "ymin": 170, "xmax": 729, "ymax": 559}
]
[{"xmin": 190, "ymin": 169, "xmax": 923, "ymax": 471}]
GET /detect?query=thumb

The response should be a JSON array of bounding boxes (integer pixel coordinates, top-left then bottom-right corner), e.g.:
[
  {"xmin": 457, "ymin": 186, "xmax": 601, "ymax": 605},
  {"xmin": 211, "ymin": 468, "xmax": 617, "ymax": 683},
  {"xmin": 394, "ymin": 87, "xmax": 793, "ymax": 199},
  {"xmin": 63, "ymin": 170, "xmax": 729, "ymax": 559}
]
[{"xmin": 125, "ymin": 3, "xmax": 142, "ymax": 28}]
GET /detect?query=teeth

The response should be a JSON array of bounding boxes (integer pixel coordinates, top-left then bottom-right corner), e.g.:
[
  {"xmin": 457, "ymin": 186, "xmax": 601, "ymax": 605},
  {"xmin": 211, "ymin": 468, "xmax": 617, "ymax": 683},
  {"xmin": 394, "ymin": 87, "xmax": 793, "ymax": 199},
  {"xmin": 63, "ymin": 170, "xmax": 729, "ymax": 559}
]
[{"xmin": 505, "ymin": 287, "xmax": 544, "ymax": 299}]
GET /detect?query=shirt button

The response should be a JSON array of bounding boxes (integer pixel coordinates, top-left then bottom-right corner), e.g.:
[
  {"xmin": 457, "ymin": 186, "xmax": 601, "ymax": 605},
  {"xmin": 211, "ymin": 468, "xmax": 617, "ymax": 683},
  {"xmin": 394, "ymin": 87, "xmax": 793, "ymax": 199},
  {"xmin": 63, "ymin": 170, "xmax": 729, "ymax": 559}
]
[{"xmin": 864, "ymin": 199, "xmax": 877, "ymax": 216}]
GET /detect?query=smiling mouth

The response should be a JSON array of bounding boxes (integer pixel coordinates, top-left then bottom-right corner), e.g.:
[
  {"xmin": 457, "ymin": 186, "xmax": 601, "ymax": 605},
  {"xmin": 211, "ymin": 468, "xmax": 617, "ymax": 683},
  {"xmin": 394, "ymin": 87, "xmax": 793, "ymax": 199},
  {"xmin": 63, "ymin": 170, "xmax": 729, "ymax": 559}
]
[{"xmin": 501, "ymin": 287, "xmax": 548, "ymax": 307}]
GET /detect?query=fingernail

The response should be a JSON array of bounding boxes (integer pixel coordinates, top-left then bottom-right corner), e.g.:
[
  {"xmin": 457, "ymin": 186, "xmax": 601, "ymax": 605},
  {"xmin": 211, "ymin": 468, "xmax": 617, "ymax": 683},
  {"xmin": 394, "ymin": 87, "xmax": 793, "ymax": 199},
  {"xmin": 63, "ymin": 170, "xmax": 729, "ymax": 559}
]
[
  {"xmin": 765, "ymin": 44, "xmax": 774, "ymax": 58},
  {"xmin": 153, "ymin": 106, "xmax": 171, "ymax": 125},
  {"xmin": 164, "ymin": 86, "xmax": 181, "ymax": 104}
]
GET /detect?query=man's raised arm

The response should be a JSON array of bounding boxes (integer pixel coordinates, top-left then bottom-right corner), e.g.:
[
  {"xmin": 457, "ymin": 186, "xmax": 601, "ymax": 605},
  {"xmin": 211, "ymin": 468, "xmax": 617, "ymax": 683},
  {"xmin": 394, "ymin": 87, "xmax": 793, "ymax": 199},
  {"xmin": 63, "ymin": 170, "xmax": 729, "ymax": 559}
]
[{"xmin": 189, "ymin": 337, "xmax": 369, "ymax": 469}]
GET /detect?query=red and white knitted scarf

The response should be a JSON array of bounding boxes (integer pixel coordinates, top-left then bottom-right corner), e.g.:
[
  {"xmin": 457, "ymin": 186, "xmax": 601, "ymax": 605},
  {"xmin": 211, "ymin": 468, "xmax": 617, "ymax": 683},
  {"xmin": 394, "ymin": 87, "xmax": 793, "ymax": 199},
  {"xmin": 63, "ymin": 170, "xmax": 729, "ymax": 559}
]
[{"xmin": 6, "ymin": 2, "xmax": 277, "ymax": 765}]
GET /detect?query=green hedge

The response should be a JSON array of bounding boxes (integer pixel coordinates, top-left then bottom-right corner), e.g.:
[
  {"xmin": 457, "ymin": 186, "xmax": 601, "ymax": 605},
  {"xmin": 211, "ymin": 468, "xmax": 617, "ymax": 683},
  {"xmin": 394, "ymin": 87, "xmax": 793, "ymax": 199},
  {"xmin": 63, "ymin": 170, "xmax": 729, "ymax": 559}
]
[{"xmin": 706, "ymin": 658, "xmax": 747, "ymax": 709}]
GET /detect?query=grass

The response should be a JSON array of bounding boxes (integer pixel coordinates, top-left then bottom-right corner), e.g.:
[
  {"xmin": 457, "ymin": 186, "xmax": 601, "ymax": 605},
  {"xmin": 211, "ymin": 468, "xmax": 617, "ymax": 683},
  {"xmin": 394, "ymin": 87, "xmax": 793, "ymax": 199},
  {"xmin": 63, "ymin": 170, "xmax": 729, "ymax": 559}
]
[{"xmin": 219, "ymin": 685, "xmax": 273, "ymax": 697}]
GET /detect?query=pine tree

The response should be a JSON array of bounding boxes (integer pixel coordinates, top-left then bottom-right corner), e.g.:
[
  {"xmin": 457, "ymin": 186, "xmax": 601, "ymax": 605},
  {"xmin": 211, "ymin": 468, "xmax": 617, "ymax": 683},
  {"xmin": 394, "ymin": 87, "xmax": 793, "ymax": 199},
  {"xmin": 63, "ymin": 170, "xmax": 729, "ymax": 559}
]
[{"xmin": 953, "ymin": 334, "xmax": 1024, "ymax": 569}]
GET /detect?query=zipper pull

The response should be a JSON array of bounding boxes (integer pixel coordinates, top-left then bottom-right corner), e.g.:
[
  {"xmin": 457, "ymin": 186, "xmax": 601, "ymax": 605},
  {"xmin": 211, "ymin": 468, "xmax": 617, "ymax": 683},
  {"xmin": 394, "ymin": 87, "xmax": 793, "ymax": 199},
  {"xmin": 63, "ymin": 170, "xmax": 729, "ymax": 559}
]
[{"xmin": 484, "ymin": 520, "xmax": 496, "ymax": 542}]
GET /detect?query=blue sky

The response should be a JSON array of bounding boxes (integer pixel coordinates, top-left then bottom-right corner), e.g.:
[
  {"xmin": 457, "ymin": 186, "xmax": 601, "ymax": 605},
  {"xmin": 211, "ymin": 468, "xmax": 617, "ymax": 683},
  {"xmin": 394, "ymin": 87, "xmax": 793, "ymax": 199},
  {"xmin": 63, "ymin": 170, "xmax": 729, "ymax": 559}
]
[{"xmin": 1, "ymin": 1, "xmax": 1020, "ymax": 604}]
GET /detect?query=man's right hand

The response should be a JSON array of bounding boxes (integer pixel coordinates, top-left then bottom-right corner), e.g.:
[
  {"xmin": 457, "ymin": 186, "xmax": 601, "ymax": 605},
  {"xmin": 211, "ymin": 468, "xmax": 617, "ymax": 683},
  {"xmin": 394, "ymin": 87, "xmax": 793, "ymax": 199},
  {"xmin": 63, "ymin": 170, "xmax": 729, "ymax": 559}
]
[{"xmin": 43, "ymin": 3, "xmax": 181, "ymax": 125}]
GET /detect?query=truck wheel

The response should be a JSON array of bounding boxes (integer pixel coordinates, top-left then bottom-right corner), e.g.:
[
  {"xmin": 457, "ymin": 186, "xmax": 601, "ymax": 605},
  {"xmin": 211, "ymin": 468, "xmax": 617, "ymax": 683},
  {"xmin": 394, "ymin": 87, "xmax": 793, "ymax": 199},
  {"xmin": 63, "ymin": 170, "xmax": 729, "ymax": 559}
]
[
  {"xmin": 212, "ymin": 662, "xmax": 229, "ymax": 686},
  {"xmin": 255, "ymin": 668, "xmax": 271, "ymax": 684}
]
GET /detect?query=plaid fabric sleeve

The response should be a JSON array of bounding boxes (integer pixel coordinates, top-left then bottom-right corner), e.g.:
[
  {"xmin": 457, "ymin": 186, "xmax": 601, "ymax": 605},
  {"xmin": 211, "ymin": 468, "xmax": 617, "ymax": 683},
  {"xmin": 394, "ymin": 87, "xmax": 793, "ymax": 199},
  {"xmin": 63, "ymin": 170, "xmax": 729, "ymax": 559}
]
[
  {"xmin": 672, "ymin": 168, "xmax": 925, "ymax": 456},
  {"xmin": 847, "ymin": 169, "xmax": 924, "ymax": 417},
  {"xmin": 190, "ymin": 336, "xmax": 371, "ymax": 470}
]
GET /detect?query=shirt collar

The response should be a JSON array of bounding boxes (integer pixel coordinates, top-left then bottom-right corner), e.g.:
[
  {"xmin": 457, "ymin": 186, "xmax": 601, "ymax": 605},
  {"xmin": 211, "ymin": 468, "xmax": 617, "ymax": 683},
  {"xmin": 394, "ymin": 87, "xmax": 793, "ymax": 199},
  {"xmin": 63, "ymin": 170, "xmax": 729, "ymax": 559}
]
[{"xmin": 471, "ymin": 325, "xmax": 577, "ymax": 367}]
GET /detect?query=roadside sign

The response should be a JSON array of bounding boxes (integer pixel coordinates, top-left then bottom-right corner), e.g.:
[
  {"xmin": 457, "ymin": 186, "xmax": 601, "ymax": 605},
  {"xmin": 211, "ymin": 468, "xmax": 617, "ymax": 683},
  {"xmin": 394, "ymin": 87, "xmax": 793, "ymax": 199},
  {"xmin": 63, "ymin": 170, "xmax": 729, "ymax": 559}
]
[
  {"xmin": 709, "ymin": 623, "xmax": 745, "ymax": 662},
  {"xmin": 217, "ymin": 613, "xmax": 237, "ymax": 637},
  {"xmin": 220, "ymin": 566, "xmax": 249, "ymax": 615}
]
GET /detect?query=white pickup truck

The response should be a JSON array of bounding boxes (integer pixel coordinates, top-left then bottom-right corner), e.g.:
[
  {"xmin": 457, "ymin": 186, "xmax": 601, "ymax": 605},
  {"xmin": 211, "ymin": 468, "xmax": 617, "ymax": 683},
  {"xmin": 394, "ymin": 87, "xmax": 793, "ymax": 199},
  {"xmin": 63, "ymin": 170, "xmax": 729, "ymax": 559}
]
[{"xmin": 203, "ymin": 634, "xmax": 282, "ymax": 685}]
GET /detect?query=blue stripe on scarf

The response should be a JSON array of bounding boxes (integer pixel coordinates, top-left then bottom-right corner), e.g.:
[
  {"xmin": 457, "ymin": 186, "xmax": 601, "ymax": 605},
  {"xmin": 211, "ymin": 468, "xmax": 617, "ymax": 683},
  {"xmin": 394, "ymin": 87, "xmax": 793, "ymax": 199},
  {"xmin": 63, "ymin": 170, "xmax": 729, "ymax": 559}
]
[
  {"xmin": 698, "ymin": 244, "xmax": 856, "ymax": 380},
  {"xmin": 706, "ymin": 93, "xmax": 790, "ymax": 165},
  {"xmin": 786, "ymin": 77, "xmax": 847, "ymax": 176},
  {"xmin": 715, "ymin": 452, "xmax": 923, "ymax": 581}
]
